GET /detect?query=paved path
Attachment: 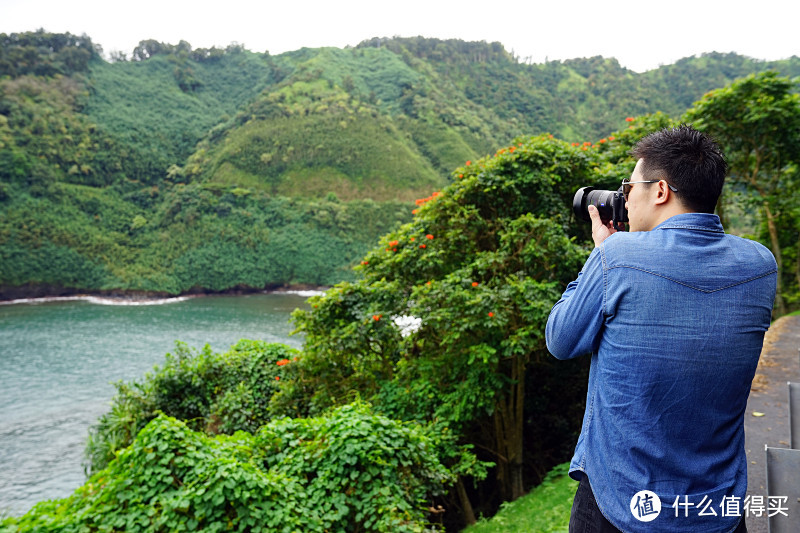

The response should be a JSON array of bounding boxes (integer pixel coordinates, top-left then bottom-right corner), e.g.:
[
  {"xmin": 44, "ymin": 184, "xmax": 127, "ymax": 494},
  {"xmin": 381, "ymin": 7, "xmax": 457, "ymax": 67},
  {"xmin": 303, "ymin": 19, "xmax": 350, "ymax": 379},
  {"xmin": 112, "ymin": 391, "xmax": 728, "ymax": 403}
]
[{"xmin": 744, "ymin": 314, "xmax": 800, "ymax": 532}]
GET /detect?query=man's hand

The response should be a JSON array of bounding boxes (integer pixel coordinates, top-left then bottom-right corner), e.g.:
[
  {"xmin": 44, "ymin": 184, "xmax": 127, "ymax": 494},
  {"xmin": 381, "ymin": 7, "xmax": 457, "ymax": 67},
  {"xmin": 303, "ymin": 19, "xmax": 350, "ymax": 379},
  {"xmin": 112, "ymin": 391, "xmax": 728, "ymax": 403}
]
[{"xmin": 588, "ymin": 205, "xmax": 621, "ymax": 247}]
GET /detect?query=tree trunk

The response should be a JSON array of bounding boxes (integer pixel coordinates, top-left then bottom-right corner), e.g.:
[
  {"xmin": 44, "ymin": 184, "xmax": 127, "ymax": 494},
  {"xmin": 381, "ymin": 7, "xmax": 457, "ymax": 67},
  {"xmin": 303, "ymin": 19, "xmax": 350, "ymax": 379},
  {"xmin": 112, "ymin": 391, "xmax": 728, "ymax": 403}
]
[
  {"xmin": 455, "ymin": 476, "xmax": 477, "ymax": 525},
  {"xmin": 763, "ymin": 202, "xmax": 786, "ymax": 316},
  {"xmin": 796, "ymin": 232, "xmax": 800, "ymax": 298},
  {"xmin": 716, "ymin": 190, "xmax": 727, "ymax": 229},
  {"xmin": 493, "ymin": 401, "xmax": 509, "ymax": 499},
  {"xmin": 510, "ymin": 354, "xmax": 525, "ymax": 499},
  {"xmin": 492, "ymin": 355, "xmax": 526, "ymax": 501},
  {"xmin": 747, "ymin": 160, "xmax": 786, "ymax": 317}
]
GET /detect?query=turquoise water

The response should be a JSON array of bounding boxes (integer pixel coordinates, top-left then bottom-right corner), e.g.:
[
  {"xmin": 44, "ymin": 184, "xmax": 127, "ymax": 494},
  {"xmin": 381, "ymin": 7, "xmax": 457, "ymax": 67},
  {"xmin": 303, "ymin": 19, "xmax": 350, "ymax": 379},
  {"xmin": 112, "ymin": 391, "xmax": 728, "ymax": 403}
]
[{"xmin": 0, "ymin": 292, "xmax": 314, "ymax": 516}]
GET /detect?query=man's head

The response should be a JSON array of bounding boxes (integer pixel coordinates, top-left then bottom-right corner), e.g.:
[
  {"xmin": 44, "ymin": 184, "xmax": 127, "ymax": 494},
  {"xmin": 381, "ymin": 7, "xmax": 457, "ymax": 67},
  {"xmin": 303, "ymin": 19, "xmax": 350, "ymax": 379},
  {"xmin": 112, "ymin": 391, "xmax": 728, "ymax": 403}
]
[
  {"xmin": 630, "ymin": 124, "xmax": 727, "ymax": 213},
  {"xmin": 625, "ymin": 125, "xmax": 727, "ymax": 231}
]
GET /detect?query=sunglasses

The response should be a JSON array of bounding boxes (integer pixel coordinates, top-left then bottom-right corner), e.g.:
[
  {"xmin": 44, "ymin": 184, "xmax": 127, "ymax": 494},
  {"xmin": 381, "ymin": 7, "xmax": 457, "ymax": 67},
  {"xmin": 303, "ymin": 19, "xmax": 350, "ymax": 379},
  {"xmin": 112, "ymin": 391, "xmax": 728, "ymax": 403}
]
[{"xmin": 621, "ymin": 178, "xmax": 678, "ymax": 201}]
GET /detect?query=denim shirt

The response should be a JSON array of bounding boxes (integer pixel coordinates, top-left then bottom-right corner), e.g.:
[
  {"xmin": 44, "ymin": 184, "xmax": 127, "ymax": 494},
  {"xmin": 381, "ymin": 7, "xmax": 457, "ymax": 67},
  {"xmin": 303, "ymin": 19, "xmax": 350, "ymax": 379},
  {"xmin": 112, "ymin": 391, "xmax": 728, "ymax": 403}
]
[{"xmin": 546, "ymin": 213, "xmax": 777, "ymax": 533}]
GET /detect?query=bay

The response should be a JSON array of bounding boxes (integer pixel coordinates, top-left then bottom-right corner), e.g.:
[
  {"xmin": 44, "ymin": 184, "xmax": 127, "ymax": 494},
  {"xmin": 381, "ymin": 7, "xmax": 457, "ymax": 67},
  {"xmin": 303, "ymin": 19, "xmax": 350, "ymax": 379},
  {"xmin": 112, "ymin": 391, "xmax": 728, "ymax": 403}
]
[{"xmin": 0, "ymin": 292, "xmax": 315, "ymax": 517}]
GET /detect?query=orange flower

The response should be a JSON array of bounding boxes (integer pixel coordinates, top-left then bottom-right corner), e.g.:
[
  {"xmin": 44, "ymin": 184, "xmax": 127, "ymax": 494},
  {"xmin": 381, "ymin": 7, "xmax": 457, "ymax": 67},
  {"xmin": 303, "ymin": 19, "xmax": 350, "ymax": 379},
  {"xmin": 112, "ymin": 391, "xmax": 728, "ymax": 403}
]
[
  {"xmin": 472, "ymin": 281, "xmax": 479, "ymax": 287},
  {"xmin": 599, "ymin": 138, "xmax": 606, "ymax": 144},
  {"xmin": 548, "ymin": 134, "xmax": 553, "ymax": 138},
  {"xmin": 466, "ymin": 160, "xmax": 471, "ymax": 166},
  {"xmin": 458, "ymin": 174, "xmax": 463, "ymax": 178},
  {"xmin": 389, "ymin": 240, "xmax": 399, "ymax": 247},
  {"xmin": 276, "ymin": 359, "xmax": 290, "ymax": 366},
  {"xmin": 410, "ymin": 237, "xmax": 415, "ymax": 242},
  {"xmin": 426, "ymin": 234, "xmax": 434, "ymax": 240},
  {"xmin": 373, "ymin": 314, "xmax": 382, "ymax": 321},
  {"xmin": 609, "ymin": 136, "xmax": 615, "ymax": 141},
  {"xmin": 488, "ymin": 312, "xmax": 494, "ymax": 317},
  {"xmin": 275, "ymin": 376, "xmax": 280, "ymax": 380},
  {"xmin": 412, "ymin": 209, "xmax": 418, "ymax": 214},
  {"xmin": 625, "ymin": 117, "xmax": 635, "ymax": 122},
  {"xmin": 420, "ymin": 244, "xmax": 426, "ymax": 248}
]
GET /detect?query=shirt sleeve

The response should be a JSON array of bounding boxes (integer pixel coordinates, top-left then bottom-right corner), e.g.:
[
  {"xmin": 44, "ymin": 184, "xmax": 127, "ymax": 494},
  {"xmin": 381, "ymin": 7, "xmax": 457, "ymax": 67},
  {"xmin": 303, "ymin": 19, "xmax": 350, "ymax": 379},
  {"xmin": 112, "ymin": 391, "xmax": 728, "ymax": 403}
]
[{"xmin": 545, "ymin": 246, "xmax": 606, "ymax": 360}]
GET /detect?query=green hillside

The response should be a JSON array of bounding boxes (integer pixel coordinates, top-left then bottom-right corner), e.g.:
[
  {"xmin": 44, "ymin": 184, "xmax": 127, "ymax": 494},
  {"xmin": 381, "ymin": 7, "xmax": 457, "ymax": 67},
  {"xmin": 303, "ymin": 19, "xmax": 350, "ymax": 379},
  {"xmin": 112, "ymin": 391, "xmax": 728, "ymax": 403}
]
[
  {"xmin": 1, "ymin": 30, "xmax": 799, "ymax": 298},
  {"xmin": 190, "ymin": 76, "xmax": 446, "ymax": 201},
  {"xmin": 84, "ymin": 46, "xmax": 275, "ymax": 184}
]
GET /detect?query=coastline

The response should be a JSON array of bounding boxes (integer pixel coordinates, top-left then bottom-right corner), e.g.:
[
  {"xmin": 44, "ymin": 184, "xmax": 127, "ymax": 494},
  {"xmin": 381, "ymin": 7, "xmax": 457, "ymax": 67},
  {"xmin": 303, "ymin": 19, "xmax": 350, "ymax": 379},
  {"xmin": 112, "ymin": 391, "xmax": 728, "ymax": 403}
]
[{"xmin": 0, "ymin": 283, "xmax": 329, "ymax": 306}]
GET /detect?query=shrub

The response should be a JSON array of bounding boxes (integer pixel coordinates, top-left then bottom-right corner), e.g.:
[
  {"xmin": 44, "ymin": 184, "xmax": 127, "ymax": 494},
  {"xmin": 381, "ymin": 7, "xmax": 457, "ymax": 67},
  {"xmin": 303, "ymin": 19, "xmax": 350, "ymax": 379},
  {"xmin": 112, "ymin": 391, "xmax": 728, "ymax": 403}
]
[
  {"xmin": 4, "ymin": 404, "xmax": 452, "ymax": 533},
  {"xmin": 84, "ymin": 340, "xmax": 297, "ymax": 473}
]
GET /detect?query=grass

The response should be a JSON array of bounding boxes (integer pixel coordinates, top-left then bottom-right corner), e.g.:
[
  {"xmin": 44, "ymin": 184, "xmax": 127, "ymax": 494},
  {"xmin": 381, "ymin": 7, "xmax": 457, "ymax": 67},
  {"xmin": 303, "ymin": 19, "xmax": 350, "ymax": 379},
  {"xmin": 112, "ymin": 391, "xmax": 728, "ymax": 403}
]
[{"xmin": 463, "ymin": 463, "xmax": 576, "ymax": 533}]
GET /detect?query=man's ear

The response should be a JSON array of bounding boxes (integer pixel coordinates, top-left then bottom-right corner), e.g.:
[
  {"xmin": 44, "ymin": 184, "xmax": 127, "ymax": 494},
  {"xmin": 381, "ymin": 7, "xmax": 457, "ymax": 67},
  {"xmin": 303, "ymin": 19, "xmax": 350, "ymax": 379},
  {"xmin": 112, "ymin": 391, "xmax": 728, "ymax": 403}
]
[{"xmin": 654, "ymin": 180, "xmax": 671, "ymax": 205}]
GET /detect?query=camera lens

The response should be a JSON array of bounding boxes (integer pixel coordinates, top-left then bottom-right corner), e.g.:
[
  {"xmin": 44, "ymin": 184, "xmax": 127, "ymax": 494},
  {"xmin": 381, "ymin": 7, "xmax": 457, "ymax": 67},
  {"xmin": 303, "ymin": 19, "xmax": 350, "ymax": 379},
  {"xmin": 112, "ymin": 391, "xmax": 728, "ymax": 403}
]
[{"xmin": 573, "ymin": 187, "xmax": 615, "ymax": 222}]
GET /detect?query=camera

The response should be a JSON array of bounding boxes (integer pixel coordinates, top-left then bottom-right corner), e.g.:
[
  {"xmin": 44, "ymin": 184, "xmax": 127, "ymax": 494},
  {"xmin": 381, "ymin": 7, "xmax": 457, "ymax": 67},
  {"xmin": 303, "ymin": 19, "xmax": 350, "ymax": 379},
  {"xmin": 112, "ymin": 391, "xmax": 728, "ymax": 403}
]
[{"xmin": 572, "ymin": 186, "xmax": 628, "ymax": 227}]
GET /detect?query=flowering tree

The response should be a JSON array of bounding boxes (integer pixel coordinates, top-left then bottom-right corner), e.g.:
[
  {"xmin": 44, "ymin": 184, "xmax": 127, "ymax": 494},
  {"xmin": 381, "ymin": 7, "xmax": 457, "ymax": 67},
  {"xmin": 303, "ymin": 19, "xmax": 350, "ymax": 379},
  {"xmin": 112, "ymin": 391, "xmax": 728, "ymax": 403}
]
[{"xmin": 272, "ymin": 135, "xmax": 603, "ymax": 521}]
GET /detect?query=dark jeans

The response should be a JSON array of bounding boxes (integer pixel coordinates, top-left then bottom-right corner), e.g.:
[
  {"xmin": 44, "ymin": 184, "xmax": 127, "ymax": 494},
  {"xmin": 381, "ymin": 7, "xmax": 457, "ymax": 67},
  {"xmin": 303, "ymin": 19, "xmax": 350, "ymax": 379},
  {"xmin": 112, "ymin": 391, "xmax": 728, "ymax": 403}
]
[
  {"xmin": 569, "ymin": 475, "xmax": 623, "ymax": 533},
  {"xmin": 569, "ymin": 475, "xmax": 748, "ymax": 533}
]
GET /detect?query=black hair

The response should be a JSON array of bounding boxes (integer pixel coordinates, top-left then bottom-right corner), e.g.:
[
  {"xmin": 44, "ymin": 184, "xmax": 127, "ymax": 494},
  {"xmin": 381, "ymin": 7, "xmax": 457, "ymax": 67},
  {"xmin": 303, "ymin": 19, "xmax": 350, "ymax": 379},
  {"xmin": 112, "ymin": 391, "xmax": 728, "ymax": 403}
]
[{"xmin": 630, "ymin": 124, "xmax": 727, "ymax": 214}]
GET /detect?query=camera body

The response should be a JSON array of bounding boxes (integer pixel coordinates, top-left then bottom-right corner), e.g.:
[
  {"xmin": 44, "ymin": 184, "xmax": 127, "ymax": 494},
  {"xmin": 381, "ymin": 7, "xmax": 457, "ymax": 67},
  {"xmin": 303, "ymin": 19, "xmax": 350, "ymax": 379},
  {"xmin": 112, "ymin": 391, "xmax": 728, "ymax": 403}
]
[{"xmin": 572, "ymin": 186, "xmax": 628, "ymax": 227}]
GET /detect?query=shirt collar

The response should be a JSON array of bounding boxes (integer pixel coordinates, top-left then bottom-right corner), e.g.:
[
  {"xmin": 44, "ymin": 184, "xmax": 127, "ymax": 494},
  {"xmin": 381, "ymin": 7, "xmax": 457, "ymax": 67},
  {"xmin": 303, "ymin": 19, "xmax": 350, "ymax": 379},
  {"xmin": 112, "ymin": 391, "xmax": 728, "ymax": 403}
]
[{"xmin": 651, "ymin": 212, "xmax": 724, "ymax": 233}]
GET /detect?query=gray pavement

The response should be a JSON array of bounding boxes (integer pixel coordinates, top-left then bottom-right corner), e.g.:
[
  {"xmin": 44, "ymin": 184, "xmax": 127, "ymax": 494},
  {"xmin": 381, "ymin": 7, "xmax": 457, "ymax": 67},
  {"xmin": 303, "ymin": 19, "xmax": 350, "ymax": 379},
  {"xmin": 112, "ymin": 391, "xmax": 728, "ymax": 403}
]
[{"xmin": 744, "ymin": 314, "xmax": 800, "ymax": 533}]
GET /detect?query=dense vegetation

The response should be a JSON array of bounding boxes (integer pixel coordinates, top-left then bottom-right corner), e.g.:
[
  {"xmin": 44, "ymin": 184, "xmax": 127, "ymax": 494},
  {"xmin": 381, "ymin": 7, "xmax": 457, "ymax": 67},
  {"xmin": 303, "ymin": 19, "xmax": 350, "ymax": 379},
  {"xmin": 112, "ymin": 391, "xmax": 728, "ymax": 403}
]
[
  {"xmin": 0, "ymin": 181, "xmax": 413, "ymax": 295},
  {"xmin": 4, "ymin": 405, "xmax": 452, "ymax": 533},
  {"xmin": 2, "ymin": 31, "xmax": 799, "ymax": 299},
  {"xmin": 83, "ymin": 340, "xmax": 298, "ymax": 473}
]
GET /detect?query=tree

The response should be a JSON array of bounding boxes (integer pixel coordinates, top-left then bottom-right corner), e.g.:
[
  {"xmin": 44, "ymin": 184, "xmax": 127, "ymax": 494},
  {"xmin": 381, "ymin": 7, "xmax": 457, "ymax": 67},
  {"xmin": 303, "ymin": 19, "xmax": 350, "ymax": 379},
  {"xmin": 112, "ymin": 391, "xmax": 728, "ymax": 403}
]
[
  {"xmin": 132, "ymin": 39, "xmax": 164, "ymax": 61},
  {"xmin": 272, "ymin": 135, "xmax": 597, "ymax": 524},
  {"xmin": 685, "ymin": 71, "xmax": 800, "ymax": 314}
]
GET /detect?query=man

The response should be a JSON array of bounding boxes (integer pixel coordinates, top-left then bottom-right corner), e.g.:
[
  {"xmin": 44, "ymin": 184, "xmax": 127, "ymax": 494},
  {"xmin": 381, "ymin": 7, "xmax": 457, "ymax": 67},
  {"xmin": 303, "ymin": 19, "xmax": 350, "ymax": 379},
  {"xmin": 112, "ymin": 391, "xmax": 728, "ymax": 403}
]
[{"xmin": 546, "ymin": 125, "xmax": 777, "ymax": 532}]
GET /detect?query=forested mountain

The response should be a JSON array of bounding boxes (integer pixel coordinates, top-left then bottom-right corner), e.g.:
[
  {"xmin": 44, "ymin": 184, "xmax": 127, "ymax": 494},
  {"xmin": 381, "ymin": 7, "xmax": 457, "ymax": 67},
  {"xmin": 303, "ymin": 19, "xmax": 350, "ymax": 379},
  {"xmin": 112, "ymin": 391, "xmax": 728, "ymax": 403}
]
[{"xmin": 1, "ymin": 30, "xmax": 798, "ymax": 297}]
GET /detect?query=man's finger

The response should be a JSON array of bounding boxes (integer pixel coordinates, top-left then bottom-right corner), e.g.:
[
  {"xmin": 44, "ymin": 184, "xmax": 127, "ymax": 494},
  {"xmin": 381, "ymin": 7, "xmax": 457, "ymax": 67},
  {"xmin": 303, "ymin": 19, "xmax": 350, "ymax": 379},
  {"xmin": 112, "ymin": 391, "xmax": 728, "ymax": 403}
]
[{"xmin": 588, "ymin": 204, "xmax": 602, "ymax": 227}]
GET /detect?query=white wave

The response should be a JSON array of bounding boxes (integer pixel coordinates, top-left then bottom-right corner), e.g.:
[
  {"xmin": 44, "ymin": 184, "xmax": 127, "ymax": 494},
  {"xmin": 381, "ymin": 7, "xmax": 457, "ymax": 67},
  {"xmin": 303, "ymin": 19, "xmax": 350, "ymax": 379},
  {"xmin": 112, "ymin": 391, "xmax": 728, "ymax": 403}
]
[
  {"xmin": 0, "ymin": 295, "xmax": 192, "ymax": 307},
  {"xmin": 275, "ymin": 290, "xmax": 327, "ymax": 298},
  {"xmin": 84, "ymin": 296, "xmax": 193, "ymax": 306}
]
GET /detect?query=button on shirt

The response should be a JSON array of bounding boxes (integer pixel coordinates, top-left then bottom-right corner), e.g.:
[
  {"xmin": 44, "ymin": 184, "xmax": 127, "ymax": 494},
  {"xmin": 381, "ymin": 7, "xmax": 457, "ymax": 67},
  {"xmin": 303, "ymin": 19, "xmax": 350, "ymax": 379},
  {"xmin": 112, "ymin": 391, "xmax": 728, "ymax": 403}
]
[{"xmin": 546, "ymin": 213, "xmax": 777, "ymax": 533}]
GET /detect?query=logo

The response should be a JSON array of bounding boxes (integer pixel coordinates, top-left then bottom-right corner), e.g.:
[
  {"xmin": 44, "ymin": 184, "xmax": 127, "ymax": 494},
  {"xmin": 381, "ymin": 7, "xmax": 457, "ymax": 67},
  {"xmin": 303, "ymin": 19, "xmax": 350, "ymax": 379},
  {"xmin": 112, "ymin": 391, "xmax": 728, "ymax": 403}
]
[{"xmin": 630, "ymin": 490, "xmax": 662, "ymax": 522}]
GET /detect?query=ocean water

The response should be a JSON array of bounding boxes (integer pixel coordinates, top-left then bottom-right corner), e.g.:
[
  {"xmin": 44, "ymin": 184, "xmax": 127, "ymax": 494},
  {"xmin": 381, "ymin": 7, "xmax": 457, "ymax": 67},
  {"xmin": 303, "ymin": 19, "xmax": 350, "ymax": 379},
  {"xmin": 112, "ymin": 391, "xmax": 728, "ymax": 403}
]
[{"xmin": 0, "ymin": 292, "xmax": 316, "ymax": 516}]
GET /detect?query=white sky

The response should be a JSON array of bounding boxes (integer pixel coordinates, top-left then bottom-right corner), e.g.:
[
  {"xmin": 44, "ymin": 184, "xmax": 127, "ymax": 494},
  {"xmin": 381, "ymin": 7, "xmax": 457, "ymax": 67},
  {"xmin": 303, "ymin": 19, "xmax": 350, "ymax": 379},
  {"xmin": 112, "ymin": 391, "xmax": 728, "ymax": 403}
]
[{"xmin": 2, "ymin": 0, "xmax": 799, "ymax": 73}]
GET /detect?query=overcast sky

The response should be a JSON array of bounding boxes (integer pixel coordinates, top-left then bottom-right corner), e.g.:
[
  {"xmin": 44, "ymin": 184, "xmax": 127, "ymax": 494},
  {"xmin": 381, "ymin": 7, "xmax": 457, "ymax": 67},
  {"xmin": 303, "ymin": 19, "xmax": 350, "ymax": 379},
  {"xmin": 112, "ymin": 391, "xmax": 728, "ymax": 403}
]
[{"xmin": 3, "ymin": 0, "xmax": 799, "ymax": 73}]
